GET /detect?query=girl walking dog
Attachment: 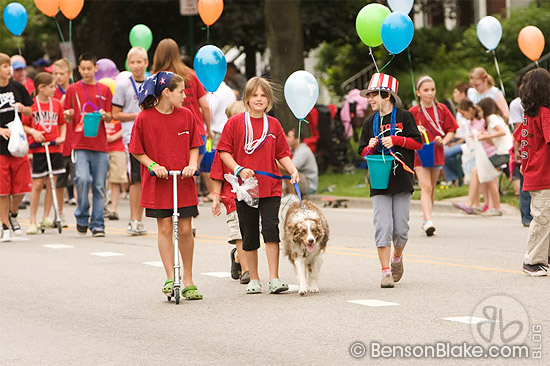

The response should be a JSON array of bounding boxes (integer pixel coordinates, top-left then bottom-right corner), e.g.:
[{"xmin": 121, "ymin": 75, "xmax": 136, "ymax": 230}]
[
  {"xmin": 129, "ymin": 71, "xmax": 204, "ymax": 300},
  {"xmin": 358, "ymin": 73, "xmax": 423, "ymax": 288}
]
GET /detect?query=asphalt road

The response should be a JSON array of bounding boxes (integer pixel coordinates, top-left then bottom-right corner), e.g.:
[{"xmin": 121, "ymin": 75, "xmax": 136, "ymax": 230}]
[{"xmin": 1, "ymin": 194, "xmax": 548, "ymax": 365}]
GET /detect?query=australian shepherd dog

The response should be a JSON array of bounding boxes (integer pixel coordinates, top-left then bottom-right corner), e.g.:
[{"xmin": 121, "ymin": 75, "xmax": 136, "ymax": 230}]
[{"xmin": 283, "ymin": 200, "xmax": 329, "ymax": 296}]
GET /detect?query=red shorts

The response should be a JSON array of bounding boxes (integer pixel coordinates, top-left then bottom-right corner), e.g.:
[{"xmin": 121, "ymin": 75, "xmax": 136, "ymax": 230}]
[{"xmin": 0, "ymin": 155, "xmax": 32, "ymax": 196}]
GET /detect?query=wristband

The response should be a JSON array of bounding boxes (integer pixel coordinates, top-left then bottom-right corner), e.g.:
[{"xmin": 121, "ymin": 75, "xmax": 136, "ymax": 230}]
[
  {"xmin": 234, "ymin": 165, "xmax": 244, "ymax": 177},
  {"xmin": 148, "ymin": 162, "xmax": 158, "ymax": 172}
]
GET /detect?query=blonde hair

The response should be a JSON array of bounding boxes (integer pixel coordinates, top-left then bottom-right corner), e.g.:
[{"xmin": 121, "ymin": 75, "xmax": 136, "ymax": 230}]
[
  {"xmin": 127, "ymin": 47, "xmax": 148, "ymax": 61},
  {"xmin": 243, "ymin": 77, "xmax": 275, "ymax": 113},
  {"xmin": 0, "ymin": 53, "xmax": 10, "ymax": 66},
  {"xmin": 469, "ymin": 67, "xmax": 495, "ymax": 87},
  {"xmin": 53, "ymin": 58, "xmax": 71, "ymax": 73},
  {"xmin": 225, "ymin": 100, "xmax": 245, "ymax": 118}
]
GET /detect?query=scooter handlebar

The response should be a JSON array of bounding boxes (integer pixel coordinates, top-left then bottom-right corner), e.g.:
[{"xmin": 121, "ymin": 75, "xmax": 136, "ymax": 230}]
[
  {"xmin": 149, "ymin": 170, "xmax": 200, "ymax": 177},
  {"xmin": 29, "ymin": 141, "xmax": 56, "ymax": 148}
]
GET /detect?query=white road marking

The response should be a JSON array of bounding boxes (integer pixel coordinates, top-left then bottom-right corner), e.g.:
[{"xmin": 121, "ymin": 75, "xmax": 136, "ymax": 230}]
[
  {"xmin": 348, "ymin": 299, "xmax": 399, "ymax": 307},
  {"xmin": 90, "ymin": 252, "xmax": 124, "ymax": 257},
  {"xmin": 10, "ymin": 237, "xmax": 30, "ymax": 242},
  {"xmin": 142, "ymin": 261, "xmax": 164, "ymax": 268},
  {"xmin": 202, "ymin": 272, "xmax": 231, "ymax": 278},
  {"xmin": 43, "ymin": 244, "xmax": 73, "ymax": 249},
  {"xmin": 442, "ymin": 316, "xmax": 497, "ymax": 324}
]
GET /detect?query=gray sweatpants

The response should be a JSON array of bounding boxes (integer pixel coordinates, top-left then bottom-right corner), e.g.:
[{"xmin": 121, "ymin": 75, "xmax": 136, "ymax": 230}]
[
  {"xmin": 372, "ymin": 193, "xmax": 411, "ymax": 248},
  {"xmin": 524, "ymin": 189, "xmax": 550, "ymax": 266}
]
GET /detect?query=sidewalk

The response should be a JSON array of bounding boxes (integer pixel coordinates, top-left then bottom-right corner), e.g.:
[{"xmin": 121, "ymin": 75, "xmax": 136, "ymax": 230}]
[{"xmin": 308, "ymin": 194, "xmax": 520, "ymax": 216}]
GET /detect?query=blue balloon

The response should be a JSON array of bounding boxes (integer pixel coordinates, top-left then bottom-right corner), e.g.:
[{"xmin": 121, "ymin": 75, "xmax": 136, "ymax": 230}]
[
  {"xmin": 193, "ymin": 45, "xmax": 227, "ymax": 93},
  {"xmin": 284, "ymin": 70, "xmax": 319, "ymax": 120},
  {"xmin": 477, "ymin": 16, "xmax": 502, "ymax": 51},
  {"xmin": 381, "ymin": 12, "xmax": 414, "ymax": 55},
  {"xmin": 3, "ymin": 2, "xmax": 27, "ymax": 36}
]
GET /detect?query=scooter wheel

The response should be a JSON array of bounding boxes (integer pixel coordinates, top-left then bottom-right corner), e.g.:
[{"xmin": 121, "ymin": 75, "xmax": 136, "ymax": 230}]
[
  {"xmin": 57, "ymin": 222, "xmax": 62, "ymax": 234},
  {"xmin": 40, "ymin": 228, "xmax": 45, "ymax": 234},
  {"xmin": 175, "ymin": 290, "xmax": 180, "ymax": 304}
]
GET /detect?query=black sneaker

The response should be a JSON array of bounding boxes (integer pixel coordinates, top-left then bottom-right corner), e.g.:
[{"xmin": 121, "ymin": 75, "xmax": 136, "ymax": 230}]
[
  {"xmin": 107, "ymin": 211, "xmax": 119, "ymax": 220},
  {"xmin": 92, "ymin": 229, "xmax": 105, "ymax": 237},
  {"xmin": 240, "ymin": 270, "xmax": 250, "ymax": 284},
  {"xmin": 522, "ymin": 263, "xmax": 548, "ymax": 277},
  {"xmin": 230, "ymin": 248, "xmax": 242, "ymax": 280},
  {"xmin": 76, "ymin": 224, "xmax": 88, "ymax": 235},
  {"xmin": 9, "ymin": 212, "xmax": 21, "ymax": 235}
]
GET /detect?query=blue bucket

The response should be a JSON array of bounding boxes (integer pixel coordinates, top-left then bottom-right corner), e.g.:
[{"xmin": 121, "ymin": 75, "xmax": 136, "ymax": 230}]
[
  {"xmin": 366, "ymin": 155, "xmax": 395, "ymax": 189},
  {"xmin": 83, "ymin": 112, "xmax": 101, "ymax": 137},
  {"xmin": 417, "ymin": 142, "xmax": 435, "ymax": 168}
]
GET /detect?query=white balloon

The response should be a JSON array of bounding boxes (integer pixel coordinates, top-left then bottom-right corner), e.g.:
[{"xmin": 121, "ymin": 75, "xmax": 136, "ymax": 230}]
[
  {"xmin": 477, "ymin": 16, "xmax": 502, "ymax": 50},
  {"xmin": 284, "ymin": 70, "xmax": 319, "ymax": 120},
  {"xmin": 387, "ymin": 0, "xmax": 414, "ymax": 14}
]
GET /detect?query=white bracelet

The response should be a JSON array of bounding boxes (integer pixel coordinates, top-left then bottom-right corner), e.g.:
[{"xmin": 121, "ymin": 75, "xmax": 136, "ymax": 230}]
[{"xmin": 234, "ymin": 165, "xmax": 242, "ymax": 175}]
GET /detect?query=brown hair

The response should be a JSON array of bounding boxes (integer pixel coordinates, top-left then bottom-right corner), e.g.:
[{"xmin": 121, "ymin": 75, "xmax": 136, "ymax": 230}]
[
  {"xmin": 152, "ymin": 39, "xmax": 190, "ymax": 82},
  {"xmin": 457, "ymin": 98, "xmax": 480, "ymax": 119},
  {"xmin": 519, "ymin": 68, "xmax": 550, "ymax": 118},
  {"xmin": 477, "ymin": 97, "xmax": 503, "ymax": 127},
  {"xmin": 454, "ymin": 82, "xmax": 469, "ymax": 95},
  {"xmin": 0, "ymin": 53, "xmax": 10, "ymax": 66},
  {"xmin": 225, "ymin": 100, "xmax": 245, "ymax": 118},
  {"xmin": 32, "ymin": 72, "xmax": 55, "ymax": 98},
  {"xmin": 141, "ymin": 73, "xmax": 184, "ymax": 110},
  {"xmin": 469, "ymin": 67, "xmax": 495, "ymax": 87},
  {"xmin": 243, "ymin": 77, "xmax": 275, "ymax": 113}
]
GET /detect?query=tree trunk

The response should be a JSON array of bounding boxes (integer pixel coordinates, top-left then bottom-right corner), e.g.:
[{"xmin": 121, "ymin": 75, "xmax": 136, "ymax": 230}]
[
  {"xmin": 264, "ymin": 0, "xmax": 304, "ymax": 131},
  {"xmin": 244, "ymin": 44, "xmax": 257, "ymax": 79}
]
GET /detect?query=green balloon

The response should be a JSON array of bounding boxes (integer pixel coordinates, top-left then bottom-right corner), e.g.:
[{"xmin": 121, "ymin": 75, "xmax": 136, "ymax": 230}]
[
  {"xmin": 129, "ymin": 24, "xmax": 153, "ymax": 51},
  {"xmin": 355, "ymin": 4, "xmax": 391, "ymax": 47}
]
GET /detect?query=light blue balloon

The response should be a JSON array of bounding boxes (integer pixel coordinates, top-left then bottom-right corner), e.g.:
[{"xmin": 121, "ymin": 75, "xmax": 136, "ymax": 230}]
[
  {"xmin": 477, "ymin": 16, "xmax": 502, "ymax": 51},
  {"xmin": 193, "ymin": 45, "xmax": 227, "ymax": 93},
  {"xmin": 3, "ymin": 2, "xmax": 27, "ymax": 36},
  {"xmin": 387, "ymin": 0, "xmax": 414, "ymax": 14},
  {"xmin": 381, "ymin": 12, "xmax": 414, "ymax": 55},
  {"xmin": 284, "ymin": 70, "xmax": 319, "ymax": 120}
]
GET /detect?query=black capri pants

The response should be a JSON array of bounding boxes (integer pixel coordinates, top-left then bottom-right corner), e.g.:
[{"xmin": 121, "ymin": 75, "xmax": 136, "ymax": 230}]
[{"xmin": 236, "ymin": 196, "xmax": 281, "ymax": 251}]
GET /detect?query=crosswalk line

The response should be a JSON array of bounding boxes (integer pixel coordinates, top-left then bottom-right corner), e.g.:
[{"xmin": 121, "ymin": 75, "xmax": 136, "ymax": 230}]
[
  {"xmin": 442, "ymin": 316, "xmax": 496, "ymax": 324},
  {"xmin": 43, "ymin": 244, "xmax": 74, "ymax": 249},
  {"xmin": 202, "ymin": 272, "xmax": 231, "ymax": 278},
  {"xmin": 90, "ymin": 252, "xmax": 124, "ymax": 257},
  {"xmin": 348, "ymin": 299, "xmax": 399, "ymax": 307},
  {"xmin": 142, "ymin": 261, "xmax": 164, "ymax": 268}
]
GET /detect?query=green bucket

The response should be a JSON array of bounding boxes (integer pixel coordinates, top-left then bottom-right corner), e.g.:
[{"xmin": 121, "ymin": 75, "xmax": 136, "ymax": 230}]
[{"xmin": 366, "ymin": 155, "xmax": 395, "ymax": 189}]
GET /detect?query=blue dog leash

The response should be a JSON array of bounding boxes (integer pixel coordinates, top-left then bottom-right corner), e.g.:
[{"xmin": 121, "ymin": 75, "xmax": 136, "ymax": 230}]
[{"xmin": 253, "ymin": 170, "xmax": 306, "ymax": 211}]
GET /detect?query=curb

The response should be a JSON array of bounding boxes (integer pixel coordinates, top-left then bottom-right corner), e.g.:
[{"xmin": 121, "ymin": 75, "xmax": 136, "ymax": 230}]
[{"xmin": 308, "ymin": 194, "xmax": 519, "ymax": 216}]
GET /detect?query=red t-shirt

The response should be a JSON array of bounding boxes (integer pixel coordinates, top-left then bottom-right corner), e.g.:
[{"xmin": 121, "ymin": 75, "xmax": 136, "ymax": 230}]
[
  {"xmin": 53, "ymin": 85, "xmax": 71, "ymax": 156},
  {"xmin": 129, "ymin": 107, "xmax": 203, "ymax": 209},
  {"xmin": 182, "ymin": 71, "xmax": 207, "ymax": 136},
  {"xmin": 64, "ymin": 81, "xmax": 112, "ymax": 153},
  {"xmin": 22, "ymin": 97, "xmax": 65, "ymax": 154},
  {"xmin": 210, "ymin": 151, "xmax": 236, "ymax": 214},
  {"xmin": 106, "ymin": 121, "xmax": 124, "ymax": 152},
  {"xmin": 216, "ymin": 113, "xmax": 292, "ymax": 198},
  {"xmin": 303, "ymin": 107, "xmax": 319, "ymax": 153},
  {"xmin": 409, "ymin": 103, "xmax": 458, "ymax": 167},
  {"xmin": 24, "ymin": 78, "xmax": 35, "ymax": 95},
  {"xmin": 54, "ymin": 84, "xmax": 66, "ymax": 101},
  {"xmin": 513, "ymin": 106, "xmax": 550, "ymax": 191}
]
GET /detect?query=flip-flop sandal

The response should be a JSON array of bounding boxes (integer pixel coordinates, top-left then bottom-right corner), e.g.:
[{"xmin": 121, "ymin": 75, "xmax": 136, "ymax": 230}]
[
  {"xmin": 230, "ymin": 248, "xmax": 242, "ymax": 280},
  {"xmin": 181, "ymin": 285, "xmax": 203, "ymax": 300},
  {"xmin": 268, "ymin": 278, "xmax": 289, "ymax": 294},
  {"xmin": 246, "ymin": 279, "xmax": 262, "ymax": 294},
  {"xmin": 162, "ymin": 278, "xmax": 174, "ymax": 294}
]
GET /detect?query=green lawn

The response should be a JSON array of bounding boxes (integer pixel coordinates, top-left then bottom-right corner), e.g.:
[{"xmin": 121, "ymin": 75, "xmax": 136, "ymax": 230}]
[{"xmin": 318, "ymin": 169, "xmax": 519, "ymax": 206}]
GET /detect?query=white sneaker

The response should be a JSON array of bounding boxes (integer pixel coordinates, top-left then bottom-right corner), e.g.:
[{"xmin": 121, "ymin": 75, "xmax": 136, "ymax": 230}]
[
  {"xmin": 60, "ymin": 212, "xmax": 68, "ymax": 228},
  {"xmin": 136, "ymin": 221, "xmax": 147, "ymax": 235},
  {"xmin": 127, "ymin": 220, "xmax": 139, "ymax": 236},
  {"xmin": 422, "ymin": 220, "xmax": 436, "ymax": 237},
  {"xmin": 1, "ymin": 228, "xmax": 11, "ymax": 242}
]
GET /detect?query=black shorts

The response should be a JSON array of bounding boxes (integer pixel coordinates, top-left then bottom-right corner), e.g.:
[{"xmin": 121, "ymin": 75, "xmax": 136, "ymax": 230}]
[
  {"xmin": 31, "ymin": 152, "xmax": 65, "ymax": 179},
  {"xmin": 56, "ymin": 156, "xmax": 75, "ymax": 188},
  {"xmin": 236, "ymin": 196, "xmax": 281, "ymax": 251},
  {"xmin": 146, "ymin": 205, "xmax": 199, "ymax": 218},
  {"xmin": 128, "ymin": 153, "xmax": 141, "ymax": 185}
]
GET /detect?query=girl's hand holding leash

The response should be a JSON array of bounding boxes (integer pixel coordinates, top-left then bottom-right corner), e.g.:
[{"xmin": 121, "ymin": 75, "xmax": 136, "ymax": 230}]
[
  {"xmin": 181, "ymin": 166, "xmax": 197, "ymax": 178},
  {"xmin": 238, "ymin": 168, "xmax": 255, "ymax": 180},
  {"xmin": 381, "ymin": 136, "xmax": 394, "ymax": 149},
  {"xmin": 290, "ymin": 169, "xmax": 300, "ymax": 185},
  {"xmin": 152, "ymin": 164, "xmax": 168, "ymax": 179}
]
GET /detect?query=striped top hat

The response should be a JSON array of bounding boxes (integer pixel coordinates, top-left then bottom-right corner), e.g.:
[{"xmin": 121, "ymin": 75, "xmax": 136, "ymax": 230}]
[{"xmin": 360, "ymin": 73, "xmax": 402, "ymax": 107}]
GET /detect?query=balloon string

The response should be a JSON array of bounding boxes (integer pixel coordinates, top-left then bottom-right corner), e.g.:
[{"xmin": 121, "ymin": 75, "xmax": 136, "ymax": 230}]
[
  {"xmin": 369, "ymin": 47, "xmax": 379, "ymax": 73},
  {"xmin": 55, "ymin": 18, "xmax": 66, "ymax": 43},
  {"xmin": 69, "ymin": 20, "xmax": 72, "ymax": 44},
  {"xmin": 297, "ymin": 118, "xmax": 310, "ymax": 142},
  {"xmin": 379, "ymin": 55, "xmax": 395, "ymax": 73},
  {"xmin": 18, "ymin": 46, "xmax": 22, "ymax": 56},
  {"xmin": 207, "ymin": 26, "xmax": 210, "ymax": 44},
  {"xmin": 407, "ymin": 48, "xmax": 416, "ymax": 98},
  {"xmin": 535, "ymin": 60, "xmax": 540, "ymax": 68},
  {"xmin": 492, "ymin": 50, "xmax": 505, "ymax": 97}
]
